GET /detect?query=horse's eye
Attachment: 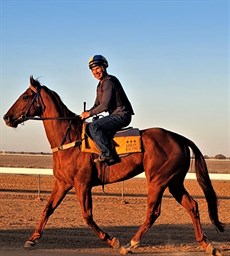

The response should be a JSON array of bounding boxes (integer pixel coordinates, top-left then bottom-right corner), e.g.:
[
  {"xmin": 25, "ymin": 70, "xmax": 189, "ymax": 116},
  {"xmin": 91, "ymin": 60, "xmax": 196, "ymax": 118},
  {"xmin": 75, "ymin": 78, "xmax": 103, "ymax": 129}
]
[{"xmin": 22, "ymin": 95, "xmax": 29, "ymax": 100}]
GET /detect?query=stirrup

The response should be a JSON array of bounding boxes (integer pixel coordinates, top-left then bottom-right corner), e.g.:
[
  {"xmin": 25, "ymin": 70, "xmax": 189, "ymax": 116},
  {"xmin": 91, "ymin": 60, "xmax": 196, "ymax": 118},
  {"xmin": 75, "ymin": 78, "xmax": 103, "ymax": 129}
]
[
  {"xmin": 94, "ymin": 155, "xmax": 120, "ymax": 165},
  {"xmin": 94, "ymin": 155, "xmax": 107, "ymax": 163}
]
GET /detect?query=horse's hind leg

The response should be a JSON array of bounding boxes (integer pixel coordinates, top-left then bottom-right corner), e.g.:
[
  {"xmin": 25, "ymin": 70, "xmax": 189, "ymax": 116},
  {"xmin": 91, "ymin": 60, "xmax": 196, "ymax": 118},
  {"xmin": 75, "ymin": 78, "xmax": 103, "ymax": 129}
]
[
  {"xmin": 120, "ymin": 183, "xmax": 164, "ymax": 254},
  {"xmin": 24, "ymin": 179, "xmax": 72, "ymax": 248},
  {"xmin": 168, "ymin": 183, "xmax": 221, "ymax": 255}
]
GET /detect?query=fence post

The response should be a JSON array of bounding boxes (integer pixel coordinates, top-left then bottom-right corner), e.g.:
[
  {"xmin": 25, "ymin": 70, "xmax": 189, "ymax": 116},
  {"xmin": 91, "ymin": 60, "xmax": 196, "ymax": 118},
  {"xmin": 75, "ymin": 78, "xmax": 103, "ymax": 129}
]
[{"xmin": 121, "ymin": 181, "xmax": 128, "ymax": 204}]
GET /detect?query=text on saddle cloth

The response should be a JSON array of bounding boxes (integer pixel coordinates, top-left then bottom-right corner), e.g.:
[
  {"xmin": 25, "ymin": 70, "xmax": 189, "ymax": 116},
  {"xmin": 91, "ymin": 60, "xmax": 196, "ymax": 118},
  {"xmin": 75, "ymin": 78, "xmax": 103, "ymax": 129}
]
[{"xmin": 81, "ymin": 122, "xmax": 142, "ymax": 155}]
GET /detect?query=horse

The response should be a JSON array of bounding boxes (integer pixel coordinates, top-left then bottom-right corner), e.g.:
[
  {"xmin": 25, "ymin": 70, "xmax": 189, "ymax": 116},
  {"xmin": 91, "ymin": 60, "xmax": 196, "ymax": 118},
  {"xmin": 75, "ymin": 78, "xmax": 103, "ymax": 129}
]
[{"xmin": 3, "ymin": 76, "xmax": 224, "ymax": 255}]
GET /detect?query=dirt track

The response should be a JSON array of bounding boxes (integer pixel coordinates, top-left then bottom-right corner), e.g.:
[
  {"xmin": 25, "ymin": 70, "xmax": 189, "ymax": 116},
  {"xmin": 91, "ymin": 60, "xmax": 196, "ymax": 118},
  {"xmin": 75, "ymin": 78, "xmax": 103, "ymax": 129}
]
[{"xmin": 0, "ymin": 175, "xmax": 230, "ymax": 256}]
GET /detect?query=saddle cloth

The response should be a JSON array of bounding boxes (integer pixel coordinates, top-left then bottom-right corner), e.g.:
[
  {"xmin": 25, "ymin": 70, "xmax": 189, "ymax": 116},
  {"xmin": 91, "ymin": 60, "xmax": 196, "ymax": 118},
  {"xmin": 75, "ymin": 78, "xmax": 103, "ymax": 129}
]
[{"xmin": 81, "ymin": 122, "xmax": 142, "ymax": 155}]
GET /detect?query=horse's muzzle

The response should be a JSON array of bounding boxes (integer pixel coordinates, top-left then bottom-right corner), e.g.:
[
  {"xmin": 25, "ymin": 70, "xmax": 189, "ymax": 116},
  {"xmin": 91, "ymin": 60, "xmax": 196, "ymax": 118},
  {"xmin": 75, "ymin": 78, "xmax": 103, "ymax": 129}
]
[{"xmin": 3, "ymin": 114, "xmax": 20, "ymax": 128}]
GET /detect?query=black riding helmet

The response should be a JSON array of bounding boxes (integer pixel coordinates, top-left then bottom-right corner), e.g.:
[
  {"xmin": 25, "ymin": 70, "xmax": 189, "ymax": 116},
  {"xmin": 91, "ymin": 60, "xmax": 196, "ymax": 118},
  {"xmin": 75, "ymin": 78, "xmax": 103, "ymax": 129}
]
[{"xmin": 88, "ymin": 55, "xmax": 109, "ymax": 69}]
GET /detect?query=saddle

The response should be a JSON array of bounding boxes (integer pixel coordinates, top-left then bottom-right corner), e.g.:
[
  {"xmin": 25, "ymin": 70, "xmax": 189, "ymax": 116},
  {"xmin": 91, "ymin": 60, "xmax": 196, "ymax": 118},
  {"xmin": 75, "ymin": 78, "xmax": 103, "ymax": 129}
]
[{"xmin": 81, "ymin": 122, "xmax": 142, "ymax": 155}]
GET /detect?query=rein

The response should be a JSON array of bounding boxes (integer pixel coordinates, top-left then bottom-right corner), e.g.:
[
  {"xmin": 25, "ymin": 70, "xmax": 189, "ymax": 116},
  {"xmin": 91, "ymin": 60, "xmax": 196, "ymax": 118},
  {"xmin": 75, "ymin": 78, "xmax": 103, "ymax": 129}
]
[{"xmin": 26, "ymin": 116, "xmax": 80, "ymax": 121}]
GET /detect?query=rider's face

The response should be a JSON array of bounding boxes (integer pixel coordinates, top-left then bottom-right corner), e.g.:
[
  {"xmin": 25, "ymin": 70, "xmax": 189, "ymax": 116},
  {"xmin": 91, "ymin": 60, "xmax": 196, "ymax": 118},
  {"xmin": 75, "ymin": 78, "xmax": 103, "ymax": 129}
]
[{"xmin": 91, "ymin": 66, "xmax": 104, "ymax": 81}]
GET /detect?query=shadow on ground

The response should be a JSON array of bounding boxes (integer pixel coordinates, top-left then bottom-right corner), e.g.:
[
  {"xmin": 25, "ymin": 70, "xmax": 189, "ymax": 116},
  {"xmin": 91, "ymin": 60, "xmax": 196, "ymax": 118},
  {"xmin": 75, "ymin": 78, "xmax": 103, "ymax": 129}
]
[{"xmin": 0, "ymin": 224, "xmax": 229, "ymax": 250}]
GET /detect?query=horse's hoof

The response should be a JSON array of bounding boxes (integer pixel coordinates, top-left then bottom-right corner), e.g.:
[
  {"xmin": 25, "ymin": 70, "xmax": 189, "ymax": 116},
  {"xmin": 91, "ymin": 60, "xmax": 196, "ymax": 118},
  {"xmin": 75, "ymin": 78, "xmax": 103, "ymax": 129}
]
[
  {"xmin": 24, "ymin": 240, "xmax": 36, "ymax": 249},
  {"xmin": 213, "ymin": 248, "xmax": 223, "ymax": 256},
  {"xmin": 206, "ymin": 244, "xmax": 222, "ymax": 256},
  {"xmin": 119, "ymin": 246, "xmax": 132, "ymax": 255},
  {"xmin": 214, "ymin": 249, "xmax": 223, "ymax": 256},
  {"xmin": 111, "ymin": 237, "xmax": 120, "ymax": 249}
]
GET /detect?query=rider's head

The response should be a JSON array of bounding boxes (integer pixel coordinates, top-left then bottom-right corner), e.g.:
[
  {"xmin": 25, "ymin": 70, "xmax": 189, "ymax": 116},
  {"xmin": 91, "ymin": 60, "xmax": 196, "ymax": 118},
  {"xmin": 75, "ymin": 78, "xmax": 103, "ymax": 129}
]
[
  {"xmin": 88, "ymin": 55, "xmax": 108, "ymax": 81},
  {"xmin": 88, "ymin": 55, "xmax": 108, "ymax": 69}
]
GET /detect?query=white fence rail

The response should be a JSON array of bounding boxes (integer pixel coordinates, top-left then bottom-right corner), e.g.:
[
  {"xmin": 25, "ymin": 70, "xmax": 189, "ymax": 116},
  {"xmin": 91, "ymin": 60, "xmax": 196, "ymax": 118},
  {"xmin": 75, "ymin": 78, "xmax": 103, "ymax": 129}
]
[
  {"xmin": 0, "ymin": 167, "xmax": 230, "ymax": 180},
  {"xmin": 1, "ymin": 167, "xmax": 229, "ymax": 202}
]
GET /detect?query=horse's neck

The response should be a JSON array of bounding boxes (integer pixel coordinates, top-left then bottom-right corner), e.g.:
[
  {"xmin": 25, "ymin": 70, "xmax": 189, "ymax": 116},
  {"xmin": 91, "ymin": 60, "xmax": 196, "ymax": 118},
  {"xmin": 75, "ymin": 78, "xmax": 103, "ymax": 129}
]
[{"xmin": 40, "ymin": 91, "xmax": 81, "ymax": 149}]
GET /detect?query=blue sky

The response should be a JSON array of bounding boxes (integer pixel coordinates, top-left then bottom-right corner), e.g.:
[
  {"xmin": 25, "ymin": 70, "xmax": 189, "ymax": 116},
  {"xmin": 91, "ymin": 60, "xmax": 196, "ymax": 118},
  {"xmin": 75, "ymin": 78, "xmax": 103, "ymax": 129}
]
[{"xmin": 0, "ymin": 0, "xmax": 229, "ymax": 156}]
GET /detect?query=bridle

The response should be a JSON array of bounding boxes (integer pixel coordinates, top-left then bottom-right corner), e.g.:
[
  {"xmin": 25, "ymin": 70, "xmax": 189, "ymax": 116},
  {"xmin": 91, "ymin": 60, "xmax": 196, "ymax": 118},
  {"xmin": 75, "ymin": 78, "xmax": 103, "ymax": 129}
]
[{"xmin": 17, "ymin": 85, "xmax": 43, "ymax": 123}]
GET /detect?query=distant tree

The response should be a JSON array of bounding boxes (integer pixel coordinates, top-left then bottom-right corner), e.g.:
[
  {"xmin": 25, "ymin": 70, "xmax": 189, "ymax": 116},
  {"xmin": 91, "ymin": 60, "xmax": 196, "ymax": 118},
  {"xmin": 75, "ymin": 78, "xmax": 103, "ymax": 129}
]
[
  {"xmin": 204, "ymin": 155, "xmax": 209, "ymax": 159},
  {"xmin": 214, "ymin": 154, "xmax": 226, "ymax": 160}
]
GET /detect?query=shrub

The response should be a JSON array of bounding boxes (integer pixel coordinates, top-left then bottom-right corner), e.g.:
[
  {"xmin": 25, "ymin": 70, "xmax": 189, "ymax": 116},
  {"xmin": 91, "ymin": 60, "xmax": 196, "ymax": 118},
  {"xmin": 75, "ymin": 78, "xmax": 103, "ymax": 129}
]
[{"xmin": 214, "ymin": 154, "xmax": 226, "ymax": 160}]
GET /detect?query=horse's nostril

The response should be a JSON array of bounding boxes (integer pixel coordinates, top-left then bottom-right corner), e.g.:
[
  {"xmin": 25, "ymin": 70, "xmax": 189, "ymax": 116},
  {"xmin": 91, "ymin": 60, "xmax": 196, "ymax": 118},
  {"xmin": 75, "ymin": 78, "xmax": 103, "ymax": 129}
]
[{"xmin": 3, "ymin": 114, "xmax": 9, "ymax": 122}]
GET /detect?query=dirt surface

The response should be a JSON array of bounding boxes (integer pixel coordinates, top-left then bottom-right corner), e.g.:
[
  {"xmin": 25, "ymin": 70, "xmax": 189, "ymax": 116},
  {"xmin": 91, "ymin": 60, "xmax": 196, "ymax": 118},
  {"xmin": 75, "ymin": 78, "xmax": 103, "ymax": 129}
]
[
  {"xmin": 0, "ymin": 174, "xmax": 230, "ymax": 256},
  {"xmin": 0, "ymin": 155, "xmax": 229, "ymax": 255}
]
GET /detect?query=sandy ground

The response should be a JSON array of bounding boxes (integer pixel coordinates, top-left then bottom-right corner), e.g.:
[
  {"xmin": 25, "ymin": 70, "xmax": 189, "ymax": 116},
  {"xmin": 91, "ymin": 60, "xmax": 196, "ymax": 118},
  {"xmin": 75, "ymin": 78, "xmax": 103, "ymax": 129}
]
[{"xmin": 0, "ymin": 175, "xmax": 230, "ymax": 256}]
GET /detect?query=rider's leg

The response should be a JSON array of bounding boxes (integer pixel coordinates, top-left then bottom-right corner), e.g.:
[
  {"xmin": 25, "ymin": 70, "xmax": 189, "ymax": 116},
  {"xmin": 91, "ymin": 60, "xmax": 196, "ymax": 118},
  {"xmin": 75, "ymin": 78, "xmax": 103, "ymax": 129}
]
[{"xmin": 88, "ymin": 114, "xmax": 131, "ymax": 159}]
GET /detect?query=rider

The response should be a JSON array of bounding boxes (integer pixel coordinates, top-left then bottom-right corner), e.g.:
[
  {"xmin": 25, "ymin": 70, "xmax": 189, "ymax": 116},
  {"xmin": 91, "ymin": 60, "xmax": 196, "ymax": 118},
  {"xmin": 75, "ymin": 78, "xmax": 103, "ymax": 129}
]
[{"xmin": 80, "ymin": 55, "xmax": 134, "ymax": 165}]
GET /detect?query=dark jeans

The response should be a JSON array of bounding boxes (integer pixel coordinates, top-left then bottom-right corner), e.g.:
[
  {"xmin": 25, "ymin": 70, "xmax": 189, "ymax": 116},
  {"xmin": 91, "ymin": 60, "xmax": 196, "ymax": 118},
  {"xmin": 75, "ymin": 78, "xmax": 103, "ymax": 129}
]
[{"xmin": 88, "ymin": 114, "xmax": 132, "ymax": 157}]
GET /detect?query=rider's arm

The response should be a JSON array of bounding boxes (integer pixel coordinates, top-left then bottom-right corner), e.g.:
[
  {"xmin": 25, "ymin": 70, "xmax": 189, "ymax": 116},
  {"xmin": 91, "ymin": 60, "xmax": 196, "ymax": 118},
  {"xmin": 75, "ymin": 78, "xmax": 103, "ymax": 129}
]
[{"xmin": 89, "ymin": 80, "xmax": 113, "ymax": 116}]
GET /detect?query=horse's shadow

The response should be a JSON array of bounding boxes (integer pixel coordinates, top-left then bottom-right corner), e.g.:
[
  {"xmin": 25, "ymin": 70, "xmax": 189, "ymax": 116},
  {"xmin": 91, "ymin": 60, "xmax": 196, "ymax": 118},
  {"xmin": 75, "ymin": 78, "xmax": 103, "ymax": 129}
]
[{"xmin": 0, "ymin": 224, "xmax": 229, "ymax": 250}]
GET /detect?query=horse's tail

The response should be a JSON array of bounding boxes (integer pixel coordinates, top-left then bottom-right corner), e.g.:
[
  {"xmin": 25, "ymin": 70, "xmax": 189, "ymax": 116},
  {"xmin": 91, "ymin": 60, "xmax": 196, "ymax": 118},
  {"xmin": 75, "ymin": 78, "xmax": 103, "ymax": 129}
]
[{"xmin": 179, "ymin": 134, "xmax": 225, "ymax": 232}]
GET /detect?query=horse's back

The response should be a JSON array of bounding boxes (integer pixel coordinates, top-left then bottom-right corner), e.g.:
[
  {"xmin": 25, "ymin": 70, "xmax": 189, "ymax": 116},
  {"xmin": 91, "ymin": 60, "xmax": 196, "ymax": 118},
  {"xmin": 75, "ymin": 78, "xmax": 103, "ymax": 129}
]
[
  {"xmin": 141, "ymin": 127, "xmax": 178, "ymax": 149},
  {"xmin": 141, "ymin": 127, "xmax": 185, "ymax": 148}
]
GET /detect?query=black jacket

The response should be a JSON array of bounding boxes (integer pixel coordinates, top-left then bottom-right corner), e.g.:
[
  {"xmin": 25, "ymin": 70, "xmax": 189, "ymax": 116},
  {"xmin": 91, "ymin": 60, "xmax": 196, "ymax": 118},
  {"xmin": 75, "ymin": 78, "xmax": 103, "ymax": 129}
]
[{"xmin": 89, "ymin": 75, "xmax": 134, "ymax": 116}]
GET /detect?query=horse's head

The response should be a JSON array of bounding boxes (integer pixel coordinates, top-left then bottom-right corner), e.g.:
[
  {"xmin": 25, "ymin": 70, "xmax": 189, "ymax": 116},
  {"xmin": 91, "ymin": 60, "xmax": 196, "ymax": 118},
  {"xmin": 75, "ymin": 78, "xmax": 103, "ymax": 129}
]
[{"xmin": 3, "ymin": 76, "xmax": 44, "ymax": 128}]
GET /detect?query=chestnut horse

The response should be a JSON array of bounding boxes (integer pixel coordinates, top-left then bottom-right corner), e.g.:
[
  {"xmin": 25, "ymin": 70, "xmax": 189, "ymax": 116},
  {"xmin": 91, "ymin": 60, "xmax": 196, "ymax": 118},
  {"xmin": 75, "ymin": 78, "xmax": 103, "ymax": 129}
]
[{"xmin": 4, "ymin": 76, "xmax": 224, "ymax": 255}]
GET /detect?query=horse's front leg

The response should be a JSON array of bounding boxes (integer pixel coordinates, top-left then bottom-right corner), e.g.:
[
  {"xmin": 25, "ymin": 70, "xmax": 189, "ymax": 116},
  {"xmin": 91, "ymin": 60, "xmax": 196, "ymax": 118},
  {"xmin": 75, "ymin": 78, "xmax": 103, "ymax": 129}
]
[
  {"xmin": 24, "ymin": 179, "xmax": 72, "ymax": 248},
  {"xmin": 75, "ymin": 182, "xmax": 120, "ymax": 249}
]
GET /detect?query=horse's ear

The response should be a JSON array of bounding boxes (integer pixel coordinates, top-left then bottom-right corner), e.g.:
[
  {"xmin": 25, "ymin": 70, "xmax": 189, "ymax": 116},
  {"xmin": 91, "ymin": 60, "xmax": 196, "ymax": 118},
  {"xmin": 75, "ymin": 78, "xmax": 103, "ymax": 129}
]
[
  {"xmin": 30, "ymin": 75, "xmax": 35, "ymax": 86},
  {"xmin": 30, "ymin": 75, "xmax": 41, "ymax": 88}
]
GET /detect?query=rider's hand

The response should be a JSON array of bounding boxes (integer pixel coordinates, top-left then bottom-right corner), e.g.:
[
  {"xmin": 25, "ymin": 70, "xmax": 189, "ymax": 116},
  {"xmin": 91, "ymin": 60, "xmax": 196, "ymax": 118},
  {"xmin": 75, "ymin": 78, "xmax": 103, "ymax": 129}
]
[{"xmin": 80, "ymin": 111, "xmax": 91, "ymax": 119}]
